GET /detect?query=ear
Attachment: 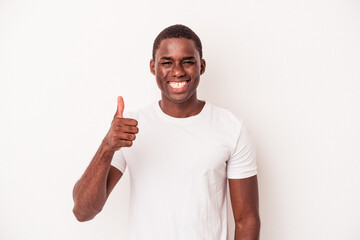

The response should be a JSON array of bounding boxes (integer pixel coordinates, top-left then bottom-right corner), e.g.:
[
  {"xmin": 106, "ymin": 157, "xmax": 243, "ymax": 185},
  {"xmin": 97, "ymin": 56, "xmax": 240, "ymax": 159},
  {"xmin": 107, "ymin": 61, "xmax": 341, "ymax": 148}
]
[
  {"xmin": 200, "ymin": 59, "xmax": 206, "ymax": 75},
  {"xmin": 150, "ymin": 59, "xmax": 155, "ymax": 75}
]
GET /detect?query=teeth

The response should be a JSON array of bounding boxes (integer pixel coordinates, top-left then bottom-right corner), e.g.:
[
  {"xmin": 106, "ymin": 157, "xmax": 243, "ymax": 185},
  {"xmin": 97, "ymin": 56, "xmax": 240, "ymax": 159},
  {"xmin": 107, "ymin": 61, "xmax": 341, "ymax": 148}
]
[{"xmin": 169, "ymin": 81, "xmax": 187, "ymax": 88}]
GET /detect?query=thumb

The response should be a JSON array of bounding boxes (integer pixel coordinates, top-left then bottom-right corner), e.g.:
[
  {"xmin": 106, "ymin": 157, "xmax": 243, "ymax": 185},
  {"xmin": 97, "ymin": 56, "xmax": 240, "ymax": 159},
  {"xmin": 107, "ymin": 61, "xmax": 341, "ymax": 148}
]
[{"xmin": 115, "ymin": 96, "xmax": 124, "ymax": 118}]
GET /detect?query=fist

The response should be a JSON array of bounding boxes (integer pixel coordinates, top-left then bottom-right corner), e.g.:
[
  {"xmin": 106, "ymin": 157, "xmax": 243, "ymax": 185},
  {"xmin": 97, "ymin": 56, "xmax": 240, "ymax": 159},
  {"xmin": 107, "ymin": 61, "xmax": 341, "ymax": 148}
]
[{"xmin": 103, "ymin": 96, "xmax": 139, "ymax": 151}]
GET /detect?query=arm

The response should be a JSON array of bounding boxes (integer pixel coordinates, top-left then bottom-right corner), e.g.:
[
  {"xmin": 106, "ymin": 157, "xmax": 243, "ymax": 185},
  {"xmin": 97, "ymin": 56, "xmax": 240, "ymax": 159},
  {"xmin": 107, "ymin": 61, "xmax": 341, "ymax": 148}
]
[
  {"xmin": 72, "ymin": 96, "xmax": 138, "ymax": 222},
  {"xmin": 229, "ymin": 175, "xmax": 260, "ymax": 240},
  {"xmin": 72, "ymin": 145, "xmax": 122, "ymax": 222}
]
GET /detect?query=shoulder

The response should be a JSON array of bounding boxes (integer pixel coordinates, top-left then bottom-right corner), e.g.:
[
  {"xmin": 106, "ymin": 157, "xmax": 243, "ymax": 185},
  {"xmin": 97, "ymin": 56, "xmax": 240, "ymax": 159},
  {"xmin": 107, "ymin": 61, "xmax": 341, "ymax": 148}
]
[
  {"xmin": 122, "ymin": 102, "xmax": 158, "ymax": 123},
  {"xmin": 206, "ymin": 102, "xmax": 244, "ymax": 129}
]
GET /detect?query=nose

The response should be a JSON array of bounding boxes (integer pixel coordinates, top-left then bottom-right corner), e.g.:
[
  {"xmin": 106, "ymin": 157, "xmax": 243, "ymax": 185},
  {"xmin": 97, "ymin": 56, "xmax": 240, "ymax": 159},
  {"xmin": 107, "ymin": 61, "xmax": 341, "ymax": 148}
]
[{"xmin": 172, "ymin": 64, "xmax": 185, "ymax": 78}]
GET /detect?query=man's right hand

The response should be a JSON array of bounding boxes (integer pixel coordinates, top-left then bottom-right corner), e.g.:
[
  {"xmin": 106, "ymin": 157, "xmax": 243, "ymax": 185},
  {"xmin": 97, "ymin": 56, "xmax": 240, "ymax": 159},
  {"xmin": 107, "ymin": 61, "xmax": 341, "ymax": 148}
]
[{"xmin": 103, "ymin": 96, "xmax": 139, "ymax": 151}]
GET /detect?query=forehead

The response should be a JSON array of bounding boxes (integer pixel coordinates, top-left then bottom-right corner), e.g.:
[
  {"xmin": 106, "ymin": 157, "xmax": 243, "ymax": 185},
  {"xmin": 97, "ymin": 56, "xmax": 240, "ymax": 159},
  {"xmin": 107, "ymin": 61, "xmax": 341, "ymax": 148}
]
[{"xmin": 155, "ymin": 38, "xmax": 200, "ymax": 60}]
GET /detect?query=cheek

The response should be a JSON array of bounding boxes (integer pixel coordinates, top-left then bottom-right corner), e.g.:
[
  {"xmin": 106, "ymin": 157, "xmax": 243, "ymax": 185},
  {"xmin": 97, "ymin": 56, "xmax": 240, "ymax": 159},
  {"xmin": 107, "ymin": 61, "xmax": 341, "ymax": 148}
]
[
  {"xmin": 190, "ymin": 69, "xmax": 200, "ymax": 80},
  {"xmin": 156, "ymin": 67, "xmax": 169, "ymax": 81},
  {"xmin": 188, "ymin": 65, "xmax": 200, "ymax": 76}
]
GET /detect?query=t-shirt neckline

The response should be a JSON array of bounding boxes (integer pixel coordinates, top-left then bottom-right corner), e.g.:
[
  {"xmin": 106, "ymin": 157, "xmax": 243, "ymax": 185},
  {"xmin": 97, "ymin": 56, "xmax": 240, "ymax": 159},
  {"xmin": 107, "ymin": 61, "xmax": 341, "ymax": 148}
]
[{"xmin": 154, "ymin": 100, "xmax": 209, "ymax": 122}]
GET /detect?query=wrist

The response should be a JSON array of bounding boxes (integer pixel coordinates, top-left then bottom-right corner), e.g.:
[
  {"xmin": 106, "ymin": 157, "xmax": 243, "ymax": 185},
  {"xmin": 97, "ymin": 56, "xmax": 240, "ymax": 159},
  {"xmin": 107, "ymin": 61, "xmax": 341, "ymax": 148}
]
[{"xmin": 101, "ymin": 139, "xmax": 117, "ymax": 154}]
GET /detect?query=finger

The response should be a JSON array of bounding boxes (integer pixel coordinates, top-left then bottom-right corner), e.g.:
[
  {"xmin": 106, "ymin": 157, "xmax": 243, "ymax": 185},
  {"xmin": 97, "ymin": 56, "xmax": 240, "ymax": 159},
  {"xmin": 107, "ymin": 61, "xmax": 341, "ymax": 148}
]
[
  {"xmin": 119, "ymin": 140, "xmax": 133, "ymax": 147},
  {"xmin": 115, "ymin": 125, "xmax": 139, "ymax": 134},
  {"xmin": 114, "ymin": 118, "xmax": 138, "ymax": 126},
  {"xmin": 125, "ymin": 126, "xmax": 139, "ymax": 134},
  {"xmin": 115, "ymin": 96, "xmax": 124, "ymax": 118},
  {"xmin": 118, "ymin": 133, "xmax": 136, "ymax": 141}
]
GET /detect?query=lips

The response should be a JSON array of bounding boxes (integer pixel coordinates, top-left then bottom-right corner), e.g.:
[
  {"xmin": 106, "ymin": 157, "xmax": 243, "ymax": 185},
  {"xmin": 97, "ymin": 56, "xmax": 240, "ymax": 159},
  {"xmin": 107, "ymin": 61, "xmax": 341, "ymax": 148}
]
[{"xmin": 167, "ymin": 80, "xmax": 190, "ymax": 93}]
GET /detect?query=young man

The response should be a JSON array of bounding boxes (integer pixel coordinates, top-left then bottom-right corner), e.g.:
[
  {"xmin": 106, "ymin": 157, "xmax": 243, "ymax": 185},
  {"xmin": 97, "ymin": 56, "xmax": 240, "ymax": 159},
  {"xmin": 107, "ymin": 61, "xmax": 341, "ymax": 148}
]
[{"xmin": 73, "ymin": 24, "xmax": 260, "ymax": 240}]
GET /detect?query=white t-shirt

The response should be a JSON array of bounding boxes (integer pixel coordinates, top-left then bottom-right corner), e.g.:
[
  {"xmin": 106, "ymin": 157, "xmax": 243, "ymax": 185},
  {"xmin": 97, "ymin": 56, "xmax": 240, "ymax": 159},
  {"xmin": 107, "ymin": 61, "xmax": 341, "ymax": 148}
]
[{"xmin": 111, "ymin": 101, "xmax": 257, "ymax": 240}]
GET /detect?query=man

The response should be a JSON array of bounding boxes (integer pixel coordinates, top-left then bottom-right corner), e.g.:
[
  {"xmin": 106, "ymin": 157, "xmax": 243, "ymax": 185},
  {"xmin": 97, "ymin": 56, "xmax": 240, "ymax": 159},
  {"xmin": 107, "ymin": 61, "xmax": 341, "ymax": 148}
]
[{"xmin": 73, "ymin": 24, "xmax": 260, "ymax": 240}]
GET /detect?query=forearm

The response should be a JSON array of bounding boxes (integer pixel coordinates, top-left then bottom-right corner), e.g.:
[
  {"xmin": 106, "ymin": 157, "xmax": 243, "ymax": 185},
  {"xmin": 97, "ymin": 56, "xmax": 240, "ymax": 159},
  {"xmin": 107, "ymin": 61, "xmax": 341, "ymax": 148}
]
[
  {"xmin": 234, "ymin": 215, "xmax": 260, "ymax": 240},
  {"xmin": 73, "ymin": 141, "xmax": 115, "ymax": 221}
]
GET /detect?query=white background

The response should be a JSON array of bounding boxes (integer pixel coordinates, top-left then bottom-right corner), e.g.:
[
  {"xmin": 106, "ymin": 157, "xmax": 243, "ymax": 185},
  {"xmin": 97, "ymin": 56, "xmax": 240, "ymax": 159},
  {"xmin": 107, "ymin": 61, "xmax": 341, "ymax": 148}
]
[{"xmin": 1, "ymin": 0, "xmax": 359, "ymax": 239}]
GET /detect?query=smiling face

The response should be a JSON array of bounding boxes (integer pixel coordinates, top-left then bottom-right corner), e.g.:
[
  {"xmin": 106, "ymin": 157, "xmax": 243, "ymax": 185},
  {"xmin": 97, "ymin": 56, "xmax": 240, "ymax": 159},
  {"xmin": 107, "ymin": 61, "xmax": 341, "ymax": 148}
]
[{"xmin": 150, "ymin": 38, "xmax": 206, "ymax": 104}]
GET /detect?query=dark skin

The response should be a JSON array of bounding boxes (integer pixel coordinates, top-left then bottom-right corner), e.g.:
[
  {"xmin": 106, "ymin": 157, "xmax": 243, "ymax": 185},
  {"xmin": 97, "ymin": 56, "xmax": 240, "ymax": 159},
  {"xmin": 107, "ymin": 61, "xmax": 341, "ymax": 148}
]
[
  {"xmin": 73, "ymin": 38, "xmax": 260, "ymax": 240},
  {"xmin": 229, "ymin": 176, "xmax": 260, "ymax": 240},
  {"xmin": 72, "ymin": 97, "xmax": 138, "ymax": 221},
  {"xmin": 150, "ymin": 38, "xmax": 206, "ymax": 118}
]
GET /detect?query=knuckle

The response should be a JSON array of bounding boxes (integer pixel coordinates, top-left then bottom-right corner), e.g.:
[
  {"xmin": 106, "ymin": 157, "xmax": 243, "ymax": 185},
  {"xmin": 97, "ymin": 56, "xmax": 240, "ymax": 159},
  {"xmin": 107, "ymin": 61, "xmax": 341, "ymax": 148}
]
[{"xmin": 120, "ymin": 140, "xmax": 132, "ymax": 147}]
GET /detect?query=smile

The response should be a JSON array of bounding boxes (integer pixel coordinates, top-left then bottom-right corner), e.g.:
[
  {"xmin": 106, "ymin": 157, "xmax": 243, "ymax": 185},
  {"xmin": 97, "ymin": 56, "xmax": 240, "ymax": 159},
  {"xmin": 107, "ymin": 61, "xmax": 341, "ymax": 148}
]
[
  {"xmin": 167, "ymin": 80, "xmax": 190, "ymax": 92},
  {"xmin": 169, "ymin": 81, "xmax": 188, "ymax": 88}
]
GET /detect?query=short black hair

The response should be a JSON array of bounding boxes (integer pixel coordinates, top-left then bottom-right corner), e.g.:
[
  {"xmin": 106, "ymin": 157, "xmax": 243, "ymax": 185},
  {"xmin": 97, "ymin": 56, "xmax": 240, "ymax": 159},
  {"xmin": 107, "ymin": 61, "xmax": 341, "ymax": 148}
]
[{"xmin": 152, "ymin": 24, "xmax": 203, "ymax": 60}]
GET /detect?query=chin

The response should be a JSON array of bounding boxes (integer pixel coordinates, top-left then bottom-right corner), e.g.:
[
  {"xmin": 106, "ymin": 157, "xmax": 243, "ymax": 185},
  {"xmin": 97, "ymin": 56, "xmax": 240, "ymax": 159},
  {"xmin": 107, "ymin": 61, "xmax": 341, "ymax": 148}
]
[{"xmin": 165, "ymin": 94, "xmax": 191, "ymax": 104}]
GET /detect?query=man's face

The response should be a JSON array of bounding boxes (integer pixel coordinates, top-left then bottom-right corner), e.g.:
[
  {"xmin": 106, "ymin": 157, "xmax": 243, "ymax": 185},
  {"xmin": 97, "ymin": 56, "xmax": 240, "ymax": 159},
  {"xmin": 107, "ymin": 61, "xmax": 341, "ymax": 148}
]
[{"xmin": 150, "ymin": 38, "xmax": 206, "ymax": 104}]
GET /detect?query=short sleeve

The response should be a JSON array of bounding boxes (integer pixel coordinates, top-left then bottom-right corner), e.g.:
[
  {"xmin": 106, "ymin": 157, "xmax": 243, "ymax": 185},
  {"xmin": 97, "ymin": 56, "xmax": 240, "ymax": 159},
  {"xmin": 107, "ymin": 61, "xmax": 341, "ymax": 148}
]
[
  {"xmin": 227, "ymin": 123, "xmax": 257, "ymax": 179},
  {"xmin": 111, "ymin": 149, "xmax": 127, "ymax": 173}
]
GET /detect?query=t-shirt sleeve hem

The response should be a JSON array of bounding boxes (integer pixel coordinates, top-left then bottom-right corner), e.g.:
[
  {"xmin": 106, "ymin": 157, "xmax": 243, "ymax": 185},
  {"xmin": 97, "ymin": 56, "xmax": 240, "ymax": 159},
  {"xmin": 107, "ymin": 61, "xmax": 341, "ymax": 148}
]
[
  {"xmin": 227, "ymin": 169, "xmax": 257, "ymax": 179},
  {"xmin": 111, "ymin": 161, "xmax": 126, "ymax": 174},
  {"xmin": 110, "ymin": 150, "xmax": 127, "ymax": 173}
]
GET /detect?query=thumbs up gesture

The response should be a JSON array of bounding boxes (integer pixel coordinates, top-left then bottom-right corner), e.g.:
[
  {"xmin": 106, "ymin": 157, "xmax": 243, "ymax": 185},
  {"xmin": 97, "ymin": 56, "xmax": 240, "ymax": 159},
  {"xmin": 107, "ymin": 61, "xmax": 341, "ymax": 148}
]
[
  {"xmin": 115, "ymin": 96, "xmax": 125, "ymax": 118},
  {"xmin": 103, "ymin": 96, "xmax": 139, "ymax": 151}
]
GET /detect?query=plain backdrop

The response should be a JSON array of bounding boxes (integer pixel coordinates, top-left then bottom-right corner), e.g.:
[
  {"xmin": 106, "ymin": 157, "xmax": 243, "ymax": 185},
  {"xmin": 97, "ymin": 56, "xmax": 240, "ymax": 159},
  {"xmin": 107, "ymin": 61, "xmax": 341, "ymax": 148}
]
[{"xmin": 1, "ymin": 0, "xmax": 360, "ymax": 239}]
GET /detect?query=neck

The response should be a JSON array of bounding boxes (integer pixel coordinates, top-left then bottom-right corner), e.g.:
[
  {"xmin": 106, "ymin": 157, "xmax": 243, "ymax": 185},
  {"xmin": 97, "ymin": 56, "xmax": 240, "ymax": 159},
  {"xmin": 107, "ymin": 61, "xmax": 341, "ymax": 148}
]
[{"xmin": 159, "ymin": 93, "xmax": 205, "ymax": 118}]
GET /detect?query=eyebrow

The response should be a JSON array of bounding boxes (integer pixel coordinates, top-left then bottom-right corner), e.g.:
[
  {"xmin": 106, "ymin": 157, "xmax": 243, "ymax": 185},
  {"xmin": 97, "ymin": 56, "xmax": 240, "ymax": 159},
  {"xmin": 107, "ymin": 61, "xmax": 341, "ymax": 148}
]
[{"xmin": 160, "ymin": 56, "xmax": 195, "ymax": 60}]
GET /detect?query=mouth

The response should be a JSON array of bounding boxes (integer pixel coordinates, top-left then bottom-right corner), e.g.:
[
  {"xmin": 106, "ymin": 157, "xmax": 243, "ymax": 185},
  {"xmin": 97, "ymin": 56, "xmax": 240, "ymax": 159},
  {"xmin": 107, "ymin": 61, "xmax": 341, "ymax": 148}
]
[{"xmin": 167, "ymin": 80, "xmax": 190, "ymax": 93}]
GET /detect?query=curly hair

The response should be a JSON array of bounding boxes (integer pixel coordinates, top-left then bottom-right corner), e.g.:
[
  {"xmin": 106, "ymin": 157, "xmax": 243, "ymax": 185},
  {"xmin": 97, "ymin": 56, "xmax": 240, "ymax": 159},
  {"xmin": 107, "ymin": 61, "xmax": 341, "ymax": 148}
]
[{"xmin": 152, "ymin": 24, "xmax": 203, "ymax": 60}]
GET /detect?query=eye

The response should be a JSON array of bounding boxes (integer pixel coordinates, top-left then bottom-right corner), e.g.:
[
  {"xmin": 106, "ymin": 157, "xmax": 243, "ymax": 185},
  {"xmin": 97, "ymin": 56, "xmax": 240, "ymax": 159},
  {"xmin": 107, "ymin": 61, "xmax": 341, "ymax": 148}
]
[
  {"xmin": 161, "ymin": 62, "xmax": 172, "ymax": 65},
  {"xmin": 183, "ymin": 61, "xmax": 195, "ymax": 65}
]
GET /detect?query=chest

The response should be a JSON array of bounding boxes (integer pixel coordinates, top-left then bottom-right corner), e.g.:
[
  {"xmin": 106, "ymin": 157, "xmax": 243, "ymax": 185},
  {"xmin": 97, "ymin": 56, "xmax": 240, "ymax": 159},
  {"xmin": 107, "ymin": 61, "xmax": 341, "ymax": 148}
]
[{"xmin": 122, "ymin": 121, "xmax": 231, "ymax": 180}]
